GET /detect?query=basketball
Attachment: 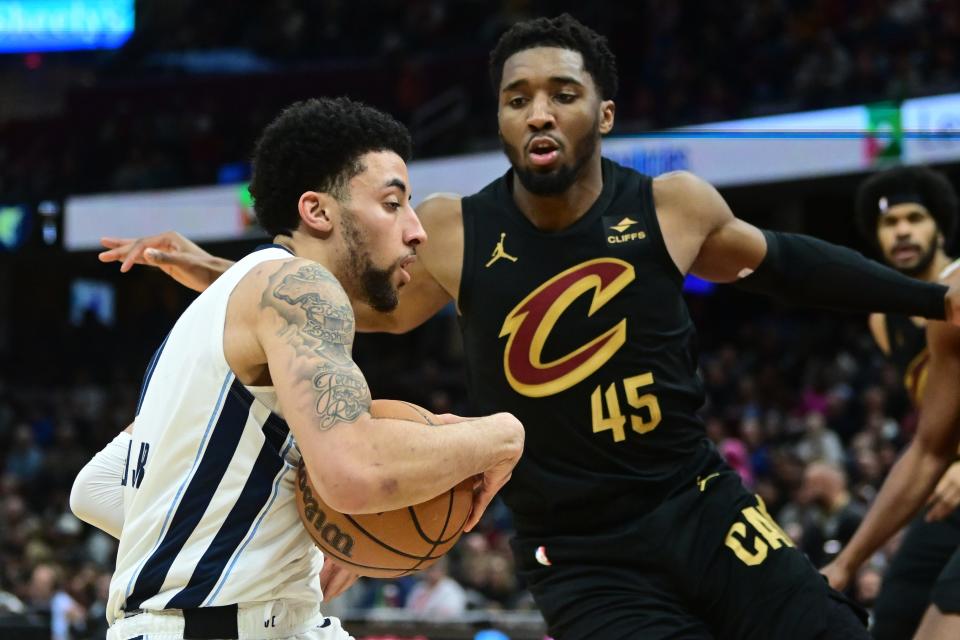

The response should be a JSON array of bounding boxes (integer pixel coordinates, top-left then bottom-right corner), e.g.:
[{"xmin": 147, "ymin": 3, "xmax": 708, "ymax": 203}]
[{"xmin": 295, "ymin": 399, "xmax": 475, "ymax": 578}]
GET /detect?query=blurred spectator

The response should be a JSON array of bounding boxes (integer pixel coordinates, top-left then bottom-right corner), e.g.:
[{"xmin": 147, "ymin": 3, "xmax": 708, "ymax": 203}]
[
  {"xmin": 854, "ymin": 565, "xmax": 884, "ymax": 609},
  {"xmin": 794, "ymin": 412, "xmax": 845, "ymax": 468},
  {"xmin": 405, "ymin": 557, "xmax": 467, "ymax": 620},
  {"xmin": 25, "ymin": 564, "xmax": 86, "ymax": 640},
  {"xmin": 5, "ymin": 425, "xmax": 43, "ymax": 482},
  {"xmin": 795, "ymin": 463, "xmax": 868, "ymax": 567}
]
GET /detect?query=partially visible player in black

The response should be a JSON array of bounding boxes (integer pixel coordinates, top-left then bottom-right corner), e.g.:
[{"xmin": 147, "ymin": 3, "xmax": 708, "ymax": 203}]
[
  {"xmin": 821, "ymin": 167, "xmax": 960, "ymax": 640},
  {"xmin": 99, "ymin": 15, "xmax": 960, "ymax": 640}
]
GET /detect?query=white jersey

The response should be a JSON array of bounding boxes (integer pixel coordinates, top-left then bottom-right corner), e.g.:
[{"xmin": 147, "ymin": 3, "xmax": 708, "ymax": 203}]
[
  {"xmin": 942, "ymin": 258, "xmax": 960, "ymax": 280},
  {"xmin": 108, "ymin": 246, "xmax": 323, "ymax": 624}
]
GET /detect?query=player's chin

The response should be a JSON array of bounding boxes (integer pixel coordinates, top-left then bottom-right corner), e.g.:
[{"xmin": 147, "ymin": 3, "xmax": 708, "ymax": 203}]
[{"xmin": 525, "ymin": 157, "xmax": 563, "ymax": 173}]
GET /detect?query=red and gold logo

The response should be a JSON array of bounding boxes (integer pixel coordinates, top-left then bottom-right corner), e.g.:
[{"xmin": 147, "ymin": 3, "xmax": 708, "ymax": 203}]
[{"xmin": 499, "ymin": 258, "xmax": 635, "ymax": 397}]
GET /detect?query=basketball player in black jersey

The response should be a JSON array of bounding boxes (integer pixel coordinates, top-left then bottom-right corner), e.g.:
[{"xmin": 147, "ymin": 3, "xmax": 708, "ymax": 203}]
[
  {"xmin": 100, "ymin": 14, "xmax": 960, "ymax": 640},
  {"xmin": 821, "ymin": 167, "xmax": 960, "ymax": 639}
]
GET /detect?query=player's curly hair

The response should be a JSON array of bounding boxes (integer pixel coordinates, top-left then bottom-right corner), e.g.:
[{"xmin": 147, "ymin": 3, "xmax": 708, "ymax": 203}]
[
  {"xmin": 489, "ymin": 13, "xmax": 618, "ymax": 100},
  {"xmin": 249, "ymin": 97, "xmax": 412, "ymax": 237},
  {"xmin": 855, "ymin": 165, "xmax": 958, "ymax": 250}
]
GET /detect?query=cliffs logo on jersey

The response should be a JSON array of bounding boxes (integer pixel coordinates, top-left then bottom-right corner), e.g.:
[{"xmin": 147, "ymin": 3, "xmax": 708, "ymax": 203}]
[
  {"xmin": 604, "ymin": 215, "xmax": 647, "ymax": 244},
  {"xmin": 499, "ymin": 258, "xmax": 635, "ymax": 397}
]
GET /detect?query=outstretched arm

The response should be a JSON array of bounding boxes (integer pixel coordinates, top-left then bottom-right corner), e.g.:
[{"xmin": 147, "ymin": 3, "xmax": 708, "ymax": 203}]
[
  {"xmin": 99, "ymin": 232, "xmax": 234, "ymax": 292},
  {"xmin": 821, "ymin": 320, "xmax": 960, "ymax": 590},
  {"xmin": 98, "ymin": 194, "xmax": 464, "ymax": 334},
  {"xmin": 655, "ymin": 172, "xmax": 956, "ymax": 322}
]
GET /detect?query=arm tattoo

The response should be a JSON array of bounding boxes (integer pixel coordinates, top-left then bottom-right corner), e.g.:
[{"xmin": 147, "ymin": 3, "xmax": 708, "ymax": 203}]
[{"xmin": 263, "ymin": 263, "xmax": 370, "ymax": 429}]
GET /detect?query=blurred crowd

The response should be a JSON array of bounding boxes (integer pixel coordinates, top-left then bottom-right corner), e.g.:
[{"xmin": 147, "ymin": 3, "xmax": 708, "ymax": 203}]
[
  {"xmin": 3, "ymin": 0, "xmax": 960, "ymax": 202},
  {"xmin": 0, "ymin": 281, "xmax": 930, "ymax": 635}
]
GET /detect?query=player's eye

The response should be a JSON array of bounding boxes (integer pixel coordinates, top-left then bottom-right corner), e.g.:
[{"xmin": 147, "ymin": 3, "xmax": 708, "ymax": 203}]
[
  {"xmin": 508, "ymin": 96, "xmax": 527, "ymax": 108},
  {"xmin": 555, "ymin": 93, "xmax": 577, "ymax": 103},
  {"xmin": 384, "ymin": 202, "xmax": 402, "ymax": 212}
]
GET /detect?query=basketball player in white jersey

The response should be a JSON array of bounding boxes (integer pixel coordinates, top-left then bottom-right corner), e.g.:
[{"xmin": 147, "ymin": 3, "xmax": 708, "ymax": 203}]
[{"xmin": 76, "ymin": 97, "xmax": 524, "ymax": 640}]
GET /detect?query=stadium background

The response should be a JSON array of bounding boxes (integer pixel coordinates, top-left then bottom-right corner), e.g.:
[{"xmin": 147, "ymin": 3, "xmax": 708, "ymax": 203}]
[{"xmin": 1, "ymin": 1, "xmax": 960, "ymax": 638}]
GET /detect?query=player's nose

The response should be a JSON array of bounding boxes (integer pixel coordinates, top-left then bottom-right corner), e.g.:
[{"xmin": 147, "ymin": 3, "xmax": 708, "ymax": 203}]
[
  {"xmin": 526, "ymin": 94, "xmax": 556, "ymax": 131},
  {"xmin": 894, "ymin": 219, "xmax": 914, "ymax": 237},
  {"xmin": 403, "ymin": 205, "xmax": 427, "ymax": 247}
]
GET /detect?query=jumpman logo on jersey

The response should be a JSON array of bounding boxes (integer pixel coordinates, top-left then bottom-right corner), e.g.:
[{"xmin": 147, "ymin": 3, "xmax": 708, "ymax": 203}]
[
  {"xmin": 697, "ymin": 472, "xmax": 721, "ymax": 492},
  {"xmin": 485, "ymin": 232, "xmax": 518, "ymax": 267}
]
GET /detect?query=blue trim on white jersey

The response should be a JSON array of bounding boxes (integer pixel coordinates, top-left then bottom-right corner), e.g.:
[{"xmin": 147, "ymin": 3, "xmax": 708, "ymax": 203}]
[
  {"xmin": 254, "ymin": 243, "xmax": 294, "ymax": 255},
  {"xmin": 166, "ymin": 424, "xmax": 291, "ymax": 608},
  {"xmin": 135, "ymin": 333, "xmax": 170, "ymax": 417},
  {"xmin": 126, "ymin": 378, "xmax": 253, "ymax": 610},
  {"xmin": 204, "ymin": 433, "xmax": 295, "ymax": 605},
  {"xmin": 123, "ymin": 372, "xmax": 233, "ymax": 607}
]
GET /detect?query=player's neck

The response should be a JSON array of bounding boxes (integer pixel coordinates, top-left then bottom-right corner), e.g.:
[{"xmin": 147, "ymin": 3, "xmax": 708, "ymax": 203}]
[
  {"xmin": 917, "ymin": 251, "xmax": 953, "ymax": 283},
  {"xmin": 272, "ymin": 231, "xmax": 337, "ymax": 274},
  {"xmin": 512, "ymin": 157, "xmax": 604, "ymax": 232}
]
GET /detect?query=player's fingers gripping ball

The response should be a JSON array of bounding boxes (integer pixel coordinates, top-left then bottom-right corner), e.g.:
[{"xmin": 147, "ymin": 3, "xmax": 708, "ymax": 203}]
[{"xmin": 295, "ymin": 399, "xmax": 474, "ymax": 577}]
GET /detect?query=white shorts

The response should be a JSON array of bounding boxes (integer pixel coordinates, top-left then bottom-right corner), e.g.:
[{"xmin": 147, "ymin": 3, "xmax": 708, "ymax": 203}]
[{"xmin": 106, "ymin": 600, "xmax": 353, "ymax": 640}]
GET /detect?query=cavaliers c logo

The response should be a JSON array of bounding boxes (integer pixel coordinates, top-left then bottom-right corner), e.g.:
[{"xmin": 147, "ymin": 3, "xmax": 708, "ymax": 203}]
[{"xmin": 499, "ymin": 258, "xmax": 635, "ymax": 397}]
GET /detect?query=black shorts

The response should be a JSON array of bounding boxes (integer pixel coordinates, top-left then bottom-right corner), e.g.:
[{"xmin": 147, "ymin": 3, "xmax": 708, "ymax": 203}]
[
  {"xmin": 872, "ymin": 508, "xmax": 960, "ymax": 640},
  {"xmin": 512, "ymin": 456, "xmax": 868, "ymax": 640}
]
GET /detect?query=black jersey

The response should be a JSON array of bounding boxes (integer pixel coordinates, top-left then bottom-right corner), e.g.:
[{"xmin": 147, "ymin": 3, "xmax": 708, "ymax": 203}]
[
  {"xmin": 458, "ymin": 158, "xmax": 709, "ymax": 536},
  {"xmin": 883, "ymin": 313, "xmax": 929, "ymax": 406}
]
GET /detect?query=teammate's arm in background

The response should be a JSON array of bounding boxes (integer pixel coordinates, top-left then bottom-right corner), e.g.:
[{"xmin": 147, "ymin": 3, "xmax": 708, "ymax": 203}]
[
  {"xmin": 248, "ymin": 258, "xmax": 522, "ymax": 528},
  {"xmin": 821, "ymin": 320, "xmax": 960, "ymax": 590},
  {"xmin": 69, "ymin": 424, "xmax": 133, "ymax": 538},
  {"xmin": 98, "ymin": 194, "xmax": 462, "ymax": 334},
  {"xmin": 653, "ymin": 171, "xmax": 960, "ymax": 323}
]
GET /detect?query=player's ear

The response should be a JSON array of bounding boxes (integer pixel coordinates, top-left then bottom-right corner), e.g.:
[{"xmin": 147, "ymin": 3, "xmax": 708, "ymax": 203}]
[
  {"xmin": 599, "ymin": 100, "xmax": 615, "ymax": 135},
  {"xmin": 298, "ymin": 191, "xmax": 336, "ymax": 235}
]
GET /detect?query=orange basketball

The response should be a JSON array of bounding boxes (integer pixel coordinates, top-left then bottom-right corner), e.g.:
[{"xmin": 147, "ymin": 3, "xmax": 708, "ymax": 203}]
[{"xmin": 295, "ymin": 399, "xmax": 474, "ymax": 578}]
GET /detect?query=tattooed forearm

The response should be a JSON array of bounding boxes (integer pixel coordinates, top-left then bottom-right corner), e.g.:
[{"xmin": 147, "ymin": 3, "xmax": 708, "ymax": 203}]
[{"xmin": 261, "ymin": 263, "xmax": 370, "ymax": 428}]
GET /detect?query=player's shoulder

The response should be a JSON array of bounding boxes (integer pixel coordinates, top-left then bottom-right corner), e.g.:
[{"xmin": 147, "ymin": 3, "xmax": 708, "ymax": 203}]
[
  {"xmin": 417, "ymin": 192, "xmax": 464, "ymax": 232},
  {"xmin": 652, "ymin": 170, "xmax": 711, "ymax": 196},
  {"xmin": 237, "ymin": 256, "xmax": 349, "ymax": 313},
  {"xmin": 651, "ymin": 170, "xmax": 730, "ymax": 230},
  {"xmin": 265, "ymin": 258, "xmax": 349, "ymax": 303},
  {"xmin": 418, "ymin": 192, "xmax": 462, "ymax": 214}
]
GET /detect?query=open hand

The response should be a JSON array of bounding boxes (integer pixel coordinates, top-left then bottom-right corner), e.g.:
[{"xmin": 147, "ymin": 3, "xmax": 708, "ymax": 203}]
[{"xmin": 99, "ymin": 231, "xmax": 231, "ymax": 292}]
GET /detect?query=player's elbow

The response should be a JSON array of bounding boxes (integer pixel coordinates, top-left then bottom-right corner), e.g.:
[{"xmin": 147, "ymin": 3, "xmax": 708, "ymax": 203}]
[
  {"xmin": 304, "ymin": 456, "xmax": 380, "ymax": 515},
  {"xmin": 69, "ymin": 460, "xmax": 102, "ymax": 522},
  {"xmin": 68, "ymin": 472, "xmax": 87, "ymax": 521}
]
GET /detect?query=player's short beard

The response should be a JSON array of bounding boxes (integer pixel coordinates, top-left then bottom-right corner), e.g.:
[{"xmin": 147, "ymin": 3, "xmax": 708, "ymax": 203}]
[
  {"xmin": 340, "ymin": 206, "xmax": 400, "ymax": 313},
  {"xmin": 501, "ymin": 120, "xmax": 599, "ymax": 196},
  {"xmin": 891, "ymin": 234, "xmax": 939, "ymax": 277}
]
